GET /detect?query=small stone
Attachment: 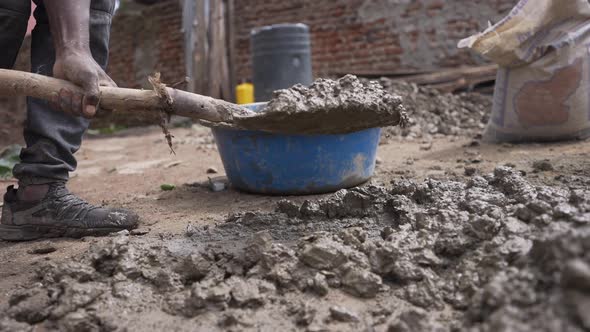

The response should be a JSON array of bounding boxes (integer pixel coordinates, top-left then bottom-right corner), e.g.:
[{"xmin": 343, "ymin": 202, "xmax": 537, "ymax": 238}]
[
  {"xmin": 502, "ymin": 217, "xmax": 530, "ymax": 235},
  {"xmin": 176, "ymin": 253, "xmax": 212, "ymax": 283},
  {"xmin": 532, "ymin": 214, "xmax": 553, "ymax": 227},
  {"xmin": 309, "ymin": 273, "xmax": 329, "ymax": 297},
  {"xmin": 527, "ymin": 200, "xmax": 552, "ymax": 215},
  {"xmin": 217, "ymin": 310, "xmax": 255, "ymax": 328},
  {"xmin": 532, "ymin": 159, "xmax": 554, "ymax": 172},
  {"xmin": 210, "ymin": 182, "xmax": 226, "ymax": 192},
  {"xmin": 130, "ymin": 228, "xmax": 150, "ymax": 236},
  {"xmin": 292, "ymin": 303, "xmax": 316, "ymax": 327},
  {"xmin": 464, "ymin": 167, "xmax": 477, "ymax": 176},
  {"xmin": 109, "ymin": 230, "xmax": 130, "ymax": 237},
  {"xmin": 375, "ymin": 157, "xmax": 383, "ymax": 165},
  {"xmin": 300, "ymin": 238, "xmax": 350, "ymax": 270},
  {"xmin": 58, "ymin": 310, "xmax": 101, "ymax": 332},
  {"xmin": 420, "ymin": 142, "xmax": 433, "ymax": 151},
  {"xmin": 112, "ymin": 281, "xmax": 142, "ymax": 300},
  {"xmin": 206, "ymin": 167, "xmax": 218, "ymax": 174},
  {"xmin": 165, "ymin": 160, "xmax": 183, "ymax": 168},
  {"xmin": 338, "ymin": 227, "xmax": 367, "ymax": 248},
  {"xmin": 381, "ymin": 227, "xmax": 394, "ymax": 240},
  {"xmin": 572, "ymin": 213, "xmax": 590, "ymax": 224},
  {"xmin": 27, "ymin": 244, "xmax": 57, "ymax": 255},
  {"xmin": 498, "ymin": 237, "xmax": 533, "ymax": 261},
  {"xmin": 185, "ymin": 224, "xmax": 197, "ymax": 237},
  {"xmin": 245, "ymin": 231, "xmax": 273, "ymax": 265},
  {"xmin": 209, "ymin": 176, "xmax": 228, "ymax": 192},
  {"xmin": 276, "ymin": 199, "xmax": 301, "ymax": 218},
  {"xmin": 329, "ymin": 306, "xmax": 359, "ymax": 322},
  {"xmin": 341, "ymin": 265, "xmax": 382, "ymax": 298},
  {"xmin": 553, "ymin": 203, "xmax": 577, "ymax": 220},
  {"xmin": 387, "ymin": 308, "xmax": 445, "ymax": 332},
  {"xmin": 228, "ymin": 278, "xmax": 265, "ymax": 308},
  {"xmin": 468, "ymin": 140, "xmax": 481, "ymax": 147},
  {"xmin": 514, "ymin": 205, "xmax": 533, "ymax": 222}
]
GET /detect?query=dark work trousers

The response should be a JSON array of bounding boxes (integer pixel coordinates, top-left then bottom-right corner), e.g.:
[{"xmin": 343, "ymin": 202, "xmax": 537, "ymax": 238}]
[{"xmin": 0, "ymin": 0, "xmax": 115, "ymax": 185}]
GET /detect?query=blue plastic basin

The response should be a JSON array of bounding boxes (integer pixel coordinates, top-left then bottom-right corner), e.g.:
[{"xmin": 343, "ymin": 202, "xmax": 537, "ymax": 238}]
[{"xmin": 211, "ymin": 103, "xmax": 381, "ymax": 195}]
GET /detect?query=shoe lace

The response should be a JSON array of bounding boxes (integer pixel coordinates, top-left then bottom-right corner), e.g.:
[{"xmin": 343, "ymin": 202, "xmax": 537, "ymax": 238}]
[{"xmin": 49, "ymin": 183, "xmax": 100, "ymax": 222}]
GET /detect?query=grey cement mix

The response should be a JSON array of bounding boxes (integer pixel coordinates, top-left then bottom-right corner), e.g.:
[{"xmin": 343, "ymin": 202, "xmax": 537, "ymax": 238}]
[
  {"xmin": 205, "ymin": 75, "xmax": 407, "ymax": 135},
  {"xmin": 2, "ymin": 166, "xmax": 590, "ymax": 331},
  {"xmin": 377, "ymin": 79, "xmax": 492, "ymax": 140}
]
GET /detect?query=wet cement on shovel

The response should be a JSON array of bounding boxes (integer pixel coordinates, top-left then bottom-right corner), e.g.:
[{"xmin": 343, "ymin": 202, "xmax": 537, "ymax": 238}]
[{"xmin": 204, "ymin": 75, "xmax": 407, "ymax": 135}]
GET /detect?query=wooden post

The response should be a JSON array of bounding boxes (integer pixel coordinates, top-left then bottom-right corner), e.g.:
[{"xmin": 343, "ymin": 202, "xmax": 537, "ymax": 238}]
[
  {"xmin": 182, "ymin": 0, "xmax": 196, "ymax": 92},
  {"xmin": 208, "ymin": 0, "xmax": 220, "ymax": 98},
  {"xmin": 219, "ymin": 0, "xmax": 231, "ymax": 100},
  {"xmin": 208, "ymin": 0, "xmax": 231, "ymax": 100},
  {"xmin": 226, "ymin": 0, "xmax": 236, "ymax": 102},
  {"xmin": 194, "ymin": 0, "xmax": 209, "ymax": 95}
]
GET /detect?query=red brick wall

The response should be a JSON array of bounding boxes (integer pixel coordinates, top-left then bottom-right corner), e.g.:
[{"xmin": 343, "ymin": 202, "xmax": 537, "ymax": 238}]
[
  {"xmin": 1, "ymin": 0, "xmax": 517, "ymax": 133},
  {"xmin": 108, "ymin": 0, "xmax": 185, "ymax": 89},
  {"xmin": 97, "ymin": 0, "xmax": 186, "ymax": 126},
  {"xmin": 234, "ymin": 0, "xmax": 516, "ymax": 81},
  {"xmin": 108, "ymin": 0, "xmax": 516, "ymax": 90}
]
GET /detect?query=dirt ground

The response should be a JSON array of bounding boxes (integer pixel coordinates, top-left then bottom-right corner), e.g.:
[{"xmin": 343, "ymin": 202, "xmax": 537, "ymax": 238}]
[{"xmin": 1, "ymin": 84, "xmax": 590, "ymax": 331}]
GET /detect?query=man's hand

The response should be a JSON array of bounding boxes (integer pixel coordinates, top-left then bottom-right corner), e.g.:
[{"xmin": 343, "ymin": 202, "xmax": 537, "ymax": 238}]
[
  {"xmin": 44, "ymin": 0, "xmax": 116, "ymax": 118},
  {"xmin": 52, "ymin": 50, "xmax": 116, "ymax": 118}
]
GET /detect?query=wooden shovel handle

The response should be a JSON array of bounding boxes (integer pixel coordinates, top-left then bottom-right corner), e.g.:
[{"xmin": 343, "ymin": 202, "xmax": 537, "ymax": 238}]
[{"xmin": 0, "ymin": 69, "xmax": 243, "ymax": 122}]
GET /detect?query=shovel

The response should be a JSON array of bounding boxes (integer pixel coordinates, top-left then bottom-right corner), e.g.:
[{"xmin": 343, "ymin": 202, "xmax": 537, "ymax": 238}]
[
  {"xmin": 0, "ymin": 68, "xmax": 250, "ymax": 123},
  {"xmin": 0, "ymin": 69, "xmax": 405, "ymax": 135}
]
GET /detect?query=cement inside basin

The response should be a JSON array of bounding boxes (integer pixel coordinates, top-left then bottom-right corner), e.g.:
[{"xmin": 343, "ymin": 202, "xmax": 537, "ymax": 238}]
[{"xmin": 201, "ymin": 74, "xmax": 408, "ymax": 135}]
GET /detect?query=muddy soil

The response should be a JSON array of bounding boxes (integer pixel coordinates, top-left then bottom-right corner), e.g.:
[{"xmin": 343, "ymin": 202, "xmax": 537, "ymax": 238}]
[{"xmin": 1, "ymin": 82, "xmax": 590, "ymax": 331}]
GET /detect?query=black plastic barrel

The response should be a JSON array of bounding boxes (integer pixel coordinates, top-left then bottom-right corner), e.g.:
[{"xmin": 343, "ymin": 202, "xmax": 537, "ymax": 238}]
[{"xmin": 251, "ymin": 23, "xmax": 313, "ymax": 102}]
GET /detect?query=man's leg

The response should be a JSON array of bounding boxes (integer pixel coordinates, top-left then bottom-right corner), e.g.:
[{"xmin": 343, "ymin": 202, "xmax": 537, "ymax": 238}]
[
  {"xmin": 0, "ymin": 0, "xmax": 30, "ymax": 69},
  {"xmin": 13, "ymin": 0, "xmax": 115, "ymax": 184},
  {"xmin": 0, "ymin": 0, "xmax": 138, "ymax": 241}
]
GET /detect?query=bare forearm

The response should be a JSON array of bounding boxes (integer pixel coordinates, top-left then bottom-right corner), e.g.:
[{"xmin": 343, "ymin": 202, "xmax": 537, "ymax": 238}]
[{"xmin": 44, "ymin": 0, "xmax": 92, "ymax": 57}]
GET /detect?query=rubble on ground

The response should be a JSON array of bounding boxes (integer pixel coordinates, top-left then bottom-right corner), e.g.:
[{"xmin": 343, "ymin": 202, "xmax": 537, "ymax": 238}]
[{"xmin": 377, "ymin": 79, "xmax": 492, "ymax": 140}]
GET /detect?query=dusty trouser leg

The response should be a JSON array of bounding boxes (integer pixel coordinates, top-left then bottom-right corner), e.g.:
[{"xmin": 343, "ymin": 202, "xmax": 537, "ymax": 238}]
[
  {"xmin": 0, "ymin": 0, "xmax": 138, "ymax": 241},
  {"xmin": 0, "ymin": 0, "xmax": 30, "ymax": 69},
  {"xmin": 12, "ymin": 0, "xmax": 116, "ymax": 185}
]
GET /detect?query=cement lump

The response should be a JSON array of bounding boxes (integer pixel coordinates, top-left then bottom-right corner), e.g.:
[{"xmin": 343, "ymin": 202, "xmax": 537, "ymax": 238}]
[{"xmin": 233, "ymin": 74, "xmax": 407, "ymax": 135}]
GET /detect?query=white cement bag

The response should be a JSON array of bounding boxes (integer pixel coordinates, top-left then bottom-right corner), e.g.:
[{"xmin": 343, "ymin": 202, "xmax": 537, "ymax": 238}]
[{"xmin": 459, "ymin": 0, "xmax": 590, "ymax": 142}]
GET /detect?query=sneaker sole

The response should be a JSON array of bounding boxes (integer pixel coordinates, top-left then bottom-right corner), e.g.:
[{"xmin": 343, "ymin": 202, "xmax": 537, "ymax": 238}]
[{"xmin": 0, "ymin": 224, "xmax": 126, "ymax": 241}]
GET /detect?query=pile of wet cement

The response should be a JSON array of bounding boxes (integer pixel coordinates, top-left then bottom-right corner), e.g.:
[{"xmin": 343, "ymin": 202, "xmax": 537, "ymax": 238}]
[
  {"xmin": 376, "ymin": 79, "xmax": 492, "ymax": 140},
  {"xmin": 213, "ymin": 74, "xmax": 407, "ymax": 135},
  {"xmin": 2, "ymin": 166, "xmax": 590, "ymax": 331}
]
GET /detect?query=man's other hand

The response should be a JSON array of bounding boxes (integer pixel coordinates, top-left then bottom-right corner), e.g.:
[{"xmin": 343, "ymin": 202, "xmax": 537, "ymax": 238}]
[{"xmin": 52, "ymin": 50, "xmax": 116, "ymax": 118}]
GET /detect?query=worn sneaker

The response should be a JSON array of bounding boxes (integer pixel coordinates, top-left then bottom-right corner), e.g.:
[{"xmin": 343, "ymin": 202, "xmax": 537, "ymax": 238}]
[{"xmin": 0, "ymin": 183, "xmax": 139, "ymax": 241}]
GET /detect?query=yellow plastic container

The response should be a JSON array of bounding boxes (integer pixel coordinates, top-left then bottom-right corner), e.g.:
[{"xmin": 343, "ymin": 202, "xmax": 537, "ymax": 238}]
[{"xmin": 236, "ymin": 82, "xmax": 254, "ymax": 105}]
